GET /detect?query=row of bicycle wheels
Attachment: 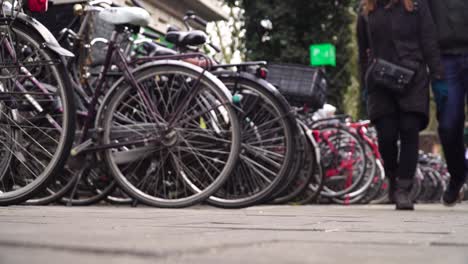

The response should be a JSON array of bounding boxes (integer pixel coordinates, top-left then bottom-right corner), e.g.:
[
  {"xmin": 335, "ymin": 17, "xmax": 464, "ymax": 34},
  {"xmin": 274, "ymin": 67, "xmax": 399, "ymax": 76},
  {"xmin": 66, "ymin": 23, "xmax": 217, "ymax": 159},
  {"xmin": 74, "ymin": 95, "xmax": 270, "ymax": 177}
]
[
  {"xmin": 0, "ymin": 2, "xmax": 456, "ymax": 208},
  {"xmin": 0, "ymin": 12, "xmax": 301, "ymax": 208},
  {"xmin": 298, "ymin": 114, "xmax": 462, "ymax": 206}
]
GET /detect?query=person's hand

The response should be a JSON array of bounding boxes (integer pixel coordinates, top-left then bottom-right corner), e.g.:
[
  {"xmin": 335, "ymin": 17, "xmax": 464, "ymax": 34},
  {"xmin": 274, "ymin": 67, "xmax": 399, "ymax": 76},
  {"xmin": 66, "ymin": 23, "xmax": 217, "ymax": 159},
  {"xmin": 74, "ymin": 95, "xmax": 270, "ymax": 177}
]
[
  {"xmin": 431, "ymin": 79, "xmax": 448, "ymax": 94},
  {"xmin": 431, "ymin": 79, "xmax": 448, "ymax": 111},
  {"xmin": 432, "ymin": 78, "xmax": 445, "ymax": 85}
]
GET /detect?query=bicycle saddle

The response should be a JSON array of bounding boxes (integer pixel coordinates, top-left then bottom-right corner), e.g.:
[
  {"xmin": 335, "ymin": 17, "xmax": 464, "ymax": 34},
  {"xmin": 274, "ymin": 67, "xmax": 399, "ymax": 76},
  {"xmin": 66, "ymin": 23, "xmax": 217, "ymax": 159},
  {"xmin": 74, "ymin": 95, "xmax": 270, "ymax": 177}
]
[
  {"xmin": 98, "ymin": 7, "xmax": 150, "ymax": 27},
  {"xmin": 165, "ymin": 30, "xmax": 207, "ymax": 47}
]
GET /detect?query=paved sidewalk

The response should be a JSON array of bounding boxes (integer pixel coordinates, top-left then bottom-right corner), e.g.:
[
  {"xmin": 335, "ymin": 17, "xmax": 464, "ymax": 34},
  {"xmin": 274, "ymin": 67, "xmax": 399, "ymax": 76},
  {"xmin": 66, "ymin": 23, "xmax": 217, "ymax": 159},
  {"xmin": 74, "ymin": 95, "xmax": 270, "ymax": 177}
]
[{"xmin": 0, "ymin": 204, "xmax": 467, "ymax": 264}]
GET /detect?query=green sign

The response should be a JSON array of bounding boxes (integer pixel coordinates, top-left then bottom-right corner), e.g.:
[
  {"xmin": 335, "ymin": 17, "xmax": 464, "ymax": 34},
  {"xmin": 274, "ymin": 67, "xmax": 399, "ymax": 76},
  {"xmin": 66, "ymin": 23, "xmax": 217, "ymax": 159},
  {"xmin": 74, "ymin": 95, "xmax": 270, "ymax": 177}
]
[{"xmin": 310, "ymin": 43, "xmax": 336, "ymax": 67}]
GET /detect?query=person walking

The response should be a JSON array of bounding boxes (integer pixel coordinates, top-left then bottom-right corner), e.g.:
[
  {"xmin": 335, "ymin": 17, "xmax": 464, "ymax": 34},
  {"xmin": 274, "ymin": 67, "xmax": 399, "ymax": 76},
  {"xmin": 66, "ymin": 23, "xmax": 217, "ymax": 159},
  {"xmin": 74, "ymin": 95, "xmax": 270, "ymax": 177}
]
[
  {"xmin": 427, "ymin": 0, "xmax": 468, "ymax": 206},
  {"xmin": 357, "ymin": 0, "xmax": 443, "ymax": 210}
]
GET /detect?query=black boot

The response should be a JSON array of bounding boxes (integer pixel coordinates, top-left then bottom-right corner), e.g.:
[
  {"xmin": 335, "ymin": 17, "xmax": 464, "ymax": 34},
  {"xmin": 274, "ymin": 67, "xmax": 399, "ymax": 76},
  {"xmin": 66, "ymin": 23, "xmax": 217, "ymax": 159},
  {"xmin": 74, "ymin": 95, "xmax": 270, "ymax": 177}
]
[
  {"xmin": 442, "ymin": 181, "xmax": 465, "ymax": 207},
  {"xmin": 395, "ymin": 179, "xmax": 414, "ymax": 210}
]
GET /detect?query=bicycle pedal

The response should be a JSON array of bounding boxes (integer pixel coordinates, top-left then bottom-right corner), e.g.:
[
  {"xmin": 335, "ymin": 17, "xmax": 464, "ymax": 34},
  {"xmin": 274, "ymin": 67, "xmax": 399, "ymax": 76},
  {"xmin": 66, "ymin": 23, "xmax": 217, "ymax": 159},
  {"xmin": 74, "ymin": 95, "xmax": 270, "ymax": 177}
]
[{"xmin": 71, "ymin": 139, "xmax": 94, "ymax": 156}]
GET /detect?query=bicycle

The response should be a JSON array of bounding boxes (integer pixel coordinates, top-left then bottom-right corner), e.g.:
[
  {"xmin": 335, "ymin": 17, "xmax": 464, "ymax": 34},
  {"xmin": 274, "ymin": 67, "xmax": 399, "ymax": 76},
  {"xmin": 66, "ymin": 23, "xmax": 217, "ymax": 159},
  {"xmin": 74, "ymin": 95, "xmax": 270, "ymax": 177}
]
[
  {"xmin": 30, "ymin": 4, "xmax": 242, "ymax": 208},
  {"xmin": 0, "ymin": 0, "xmax": 76, "ymax": 205},
  {"xmin": 331, "ymin": 120, "xmax": 385, "ymax": 205},
  {"xmin": 147, "ymin": 11, "xmax": 298, "ymax": 208}
]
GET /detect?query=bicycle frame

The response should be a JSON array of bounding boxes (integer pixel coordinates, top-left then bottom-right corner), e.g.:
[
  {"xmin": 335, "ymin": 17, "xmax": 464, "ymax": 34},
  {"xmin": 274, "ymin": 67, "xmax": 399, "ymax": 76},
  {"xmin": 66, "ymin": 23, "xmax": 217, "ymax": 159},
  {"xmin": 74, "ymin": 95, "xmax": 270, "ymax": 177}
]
[
  {"xmin": 0, "ymin": 17, "xmax": 66, "ymax": 133},
  {"xmin": 70, "ymin": 26, "xmax": 218, "ymax": 155}
]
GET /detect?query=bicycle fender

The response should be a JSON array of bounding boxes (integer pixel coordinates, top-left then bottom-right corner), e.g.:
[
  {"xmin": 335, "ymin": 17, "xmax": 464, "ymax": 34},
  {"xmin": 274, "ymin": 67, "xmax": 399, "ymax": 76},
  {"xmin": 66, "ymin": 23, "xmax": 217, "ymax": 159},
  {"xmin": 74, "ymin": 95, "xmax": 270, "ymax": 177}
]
[
  {"xmin": 95, "ymin": 60, "xmax": 234, "ymax": 128},
  {"xmin": 15, "ymin": 13, "xmax": 74, "ymax": 57},
  {"xmin": 138, "ymin": 60, "xmax": 233, "ymax": 100}
]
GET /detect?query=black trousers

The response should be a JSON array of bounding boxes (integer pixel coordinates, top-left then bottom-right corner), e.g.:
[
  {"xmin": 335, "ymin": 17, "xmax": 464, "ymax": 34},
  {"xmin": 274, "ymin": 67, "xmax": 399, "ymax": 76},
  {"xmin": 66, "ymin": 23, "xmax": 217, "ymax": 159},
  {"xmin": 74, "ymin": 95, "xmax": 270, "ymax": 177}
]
[{"xmin": 374, "ymin": 113, "xmax": 423, "ymax": 183}]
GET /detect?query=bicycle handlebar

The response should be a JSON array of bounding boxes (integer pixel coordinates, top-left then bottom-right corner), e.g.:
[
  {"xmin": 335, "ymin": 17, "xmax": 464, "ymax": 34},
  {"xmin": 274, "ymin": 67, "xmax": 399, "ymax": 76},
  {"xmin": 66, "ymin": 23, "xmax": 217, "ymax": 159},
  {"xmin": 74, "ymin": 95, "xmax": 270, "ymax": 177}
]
[
  {"xmin": 192, "ymin": 15, "xmax": 208, "ymax": 28},
  {"xmin": 130, "ymin": 0, "xmax": 143, "ymax": 8},
  {"xmin": 140, "ymin": 30, "xmax": 160, "ymax": 40},
  {"xmin": 208, "ymin": 43, "xmax": 221, "ymax": 53},
  {"xmin": 179, "ymin": 11, "xmax": 221, "ymax": 54},
  {"xmin": 184, "ymin": 10, "xmax": 208, "ymax": 28}
]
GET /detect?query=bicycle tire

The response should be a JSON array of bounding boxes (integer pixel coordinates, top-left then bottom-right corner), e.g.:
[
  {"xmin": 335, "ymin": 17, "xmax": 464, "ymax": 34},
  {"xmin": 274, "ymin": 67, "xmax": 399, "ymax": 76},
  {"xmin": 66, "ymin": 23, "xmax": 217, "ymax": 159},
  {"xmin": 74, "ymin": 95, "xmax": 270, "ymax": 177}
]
[
  {"xmin": 100, "ymin": 61, "xmax": 241, "ymax": 208},
  {"xmin": 59, "ymin": 165, "xmax": 117, "ymax": 206},
  {"xmin": 24, "ymin": 167, "xmax": 77, "ymax": 205},
  {"xmin": 356, "ymin": 159, "xmax": 385, "ymax": 204},
  {"xmin": 0, "ymin": 21, "xmax": 75, "ymax": 206},
  {"xmin": 207, "ymin": 76, "xmax": 295, "ymax": 208},
  {"xmin": 270, "ymin": 123, "xmax": 314, "ymax": 204},
  {"xmin": 331, "ymin": 140, "xmax": 378, "ymax": 205},
  {"xmin": 291, "ymin": 122, "xmax": 325, "ymax": 205},
  {"xmin": 317, "ymin": 125, "xmax": 367, "ymax": 198}
]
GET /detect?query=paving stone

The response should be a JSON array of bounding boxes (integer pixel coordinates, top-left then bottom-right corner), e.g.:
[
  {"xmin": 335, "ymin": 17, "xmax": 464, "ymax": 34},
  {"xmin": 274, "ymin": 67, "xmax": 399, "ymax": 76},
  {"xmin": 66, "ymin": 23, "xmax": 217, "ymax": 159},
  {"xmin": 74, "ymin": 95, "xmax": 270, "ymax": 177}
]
[{"xmin": 0, "ymin": 204, "xmax": 467, "ymax": 263}]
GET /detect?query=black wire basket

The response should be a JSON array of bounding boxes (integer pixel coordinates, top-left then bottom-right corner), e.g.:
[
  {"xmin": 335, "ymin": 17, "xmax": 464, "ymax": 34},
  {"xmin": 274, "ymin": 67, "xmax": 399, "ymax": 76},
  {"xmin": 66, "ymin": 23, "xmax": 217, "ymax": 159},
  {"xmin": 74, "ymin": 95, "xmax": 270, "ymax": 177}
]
[{"xmin": 267, "ymin": 63, "xmax": 328, "ymax": 110}]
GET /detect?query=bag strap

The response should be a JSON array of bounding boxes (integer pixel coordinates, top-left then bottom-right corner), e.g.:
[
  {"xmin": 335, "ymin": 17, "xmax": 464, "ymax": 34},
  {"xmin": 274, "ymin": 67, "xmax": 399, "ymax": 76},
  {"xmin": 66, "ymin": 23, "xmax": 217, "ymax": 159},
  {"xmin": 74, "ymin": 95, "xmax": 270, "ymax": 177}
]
[{"xmin": 363, "ymin": 14, "xmax": 376, "ymax": 64}]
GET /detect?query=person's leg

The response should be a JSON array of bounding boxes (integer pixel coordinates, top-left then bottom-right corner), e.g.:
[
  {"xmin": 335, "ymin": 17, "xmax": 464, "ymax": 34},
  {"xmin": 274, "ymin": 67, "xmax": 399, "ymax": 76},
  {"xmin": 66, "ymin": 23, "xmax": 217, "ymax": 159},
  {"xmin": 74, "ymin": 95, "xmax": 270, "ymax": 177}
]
[
  {"xmin": 398, "ymin": 113, "xmax": 422, "ymax": 183},
  {"xmin": 437, "ymin": 55, "xmax": 467, "ymax": 205},
  {"xmin": 394, "ymin": 112, "xmax": 423, "ymax": 210},
  {"xmin": 374, "ymin": 114, "xmax": 399, "ymax": 201}
]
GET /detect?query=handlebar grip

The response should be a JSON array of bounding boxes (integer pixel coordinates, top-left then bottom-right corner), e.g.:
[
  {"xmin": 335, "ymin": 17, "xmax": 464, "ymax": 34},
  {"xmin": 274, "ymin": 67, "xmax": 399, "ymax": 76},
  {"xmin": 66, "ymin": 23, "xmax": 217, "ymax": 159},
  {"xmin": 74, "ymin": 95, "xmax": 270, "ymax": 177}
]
[
  {"xmin": 141, "ymin": 31, "xmax": 160, "ymax": 40},
  {"xmin": 209, "ymin": 43, "xmax": 221, "ymax": 53},
  {"xmin": 131, "ymin": 0, "xmax": 143, "ymax": 8},
  {"xmin": 193, "ymin": 15, "xmax": 208, "ymax": 28}
]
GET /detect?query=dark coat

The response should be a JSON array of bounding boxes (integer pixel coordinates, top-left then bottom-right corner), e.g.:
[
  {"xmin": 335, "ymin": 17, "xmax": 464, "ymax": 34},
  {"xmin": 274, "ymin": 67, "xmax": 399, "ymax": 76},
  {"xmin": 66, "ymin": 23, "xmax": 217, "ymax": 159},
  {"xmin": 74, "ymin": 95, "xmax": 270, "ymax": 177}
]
[
  {"xmin": 427, "ymin": 0, "xmax": 468, "ymax": 55},
  {"xmin": 357, "ymin": 0, "xmax": 443, "ymax": 129}
]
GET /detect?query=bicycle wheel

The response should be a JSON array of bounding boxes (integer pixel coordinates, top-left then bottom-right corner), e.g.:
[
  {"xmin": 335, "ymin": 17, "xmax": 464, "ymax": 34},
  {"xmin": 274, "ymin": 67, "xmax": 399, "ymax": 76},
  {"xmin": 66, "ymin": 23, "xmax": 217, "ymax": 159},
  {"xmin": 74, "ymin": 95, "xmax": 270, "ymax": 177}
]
[
  {"xmin": 418, "ymin": 165, "xmax": 439, "ymax": 203},
  {"xmin": 429, "ymin": 169, "xmax": 445, "ymax": 202},
  {"xmin": 270, "ymin": 123, "xmax": 313, "ymax": 204},
  {"xmin": 60, "ymin": 162, "xmax": 117, "ymax": 206},
  {"xmin": 207, "ymin": 76, "xmax": 295, "ymax": 208},
  {"xmin": 0, "ymin": 21, "xmax": 75, "ymax": 205},
  {"xmin": 371, "ymin": 176, "xmax": 391, "ymax": 204},
  {"xmin": 267, "ymin": 128, "xmax": 303, "ymax": 202},
  {"xmin": 24, "ymin": 166, "xmax": 76, "ymax": 205},
  {"xmin": 105, "ymin": 188, "xmax": 133, "ymax": 205},
  {"xmin": 356, "ymin": 159, "xmax": 385, "ymax": 204},
  {"xmin": 331, "ymin": 140, "xmax": 377, "ymax": 205},
  {"xmin": 101, "ymin": 62, "xmax": 241, "ymax": 208},
  {"xmin": 291, "ymin": 125, "xmax": 324, "ymax": 205},
  {"xmin": 413, "ymin": 167, "xmax": 424, "ymax": 201},
  {"xmin": 318, "ymin": 126, "xmax": 367, "ymax": 198}
]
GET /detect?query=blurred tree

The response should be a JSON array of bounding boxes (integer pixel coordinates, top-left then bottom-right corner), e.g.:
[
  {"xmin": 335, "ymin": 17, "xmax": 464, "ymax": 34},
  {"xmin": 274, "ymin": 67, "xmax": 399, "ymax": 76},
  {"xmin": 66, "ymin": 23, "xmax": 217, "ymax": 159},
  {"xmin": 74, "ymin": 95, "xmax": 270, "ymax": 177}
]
[
  {"xmin": 225, "ymin": 0, "xmax": 357, "ymax": 112},
  {"xmin": 343, "ymin": 1, "xmax": 367, "ymax": 119},
  {"xmin": 207, "ymin": 4, "xmax": 246, "ymax": 63}
]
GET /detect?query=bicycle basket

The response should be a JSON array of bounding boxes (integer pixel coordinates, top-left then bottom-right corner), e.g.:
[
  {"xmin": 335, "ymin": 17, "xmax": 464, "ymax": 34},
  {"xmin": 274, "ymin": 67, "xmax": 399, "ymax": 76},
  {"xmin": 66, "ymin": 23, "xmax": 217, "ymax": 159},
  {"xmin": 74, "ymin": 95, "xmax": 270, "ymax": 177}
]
[
  {"xmin": 89, "ymin": 10, "xmax": 130, "ymax": 65},
  {"xmin": 266, "ymin": 63, "xmax": 327, "ymax": 109}
]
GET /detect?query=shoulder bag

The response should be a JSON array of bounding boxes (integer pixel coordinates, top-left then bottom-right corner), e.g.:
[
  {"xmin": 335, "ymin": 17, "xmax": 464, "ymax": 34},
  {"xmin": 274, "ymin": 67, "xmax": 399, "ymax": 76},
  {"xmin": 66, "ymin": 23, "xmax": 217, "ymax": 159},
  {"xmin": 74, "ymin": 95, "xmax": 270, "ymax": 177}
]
[{"xmin": 364, "ymin": 7, "xmax": 418, "ymax": 94}]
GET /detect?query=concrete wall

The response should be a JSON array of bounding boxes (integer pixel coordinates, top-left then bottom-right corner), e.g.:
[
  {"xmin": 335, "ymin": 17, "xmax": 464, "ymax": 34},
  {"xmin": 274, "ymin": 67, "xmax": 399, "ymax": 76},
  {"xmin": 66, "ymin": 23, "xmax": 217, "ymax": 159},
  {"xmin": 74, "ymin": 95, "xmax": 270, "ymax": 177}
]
[
  {"xmin": 112, "ymin": 0, "xmax": 228, "ymax": 33},
  {"xmin": 52, "ymin": 0, "xmax": 227, "ymax": 33}
]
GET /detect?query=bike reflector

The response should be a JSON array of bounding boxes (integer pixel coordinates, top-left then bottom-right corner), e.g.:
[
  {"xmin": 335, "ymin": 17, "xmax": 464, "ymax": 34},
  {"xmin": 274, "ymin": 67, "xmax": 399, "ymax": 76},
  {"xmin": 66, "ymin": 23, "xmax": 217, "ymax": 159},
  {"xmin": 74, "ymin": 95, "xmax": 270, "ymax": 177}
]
[{"xmin": 28, "ymin": 0, "xmax": 48, "ymax": 13}]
